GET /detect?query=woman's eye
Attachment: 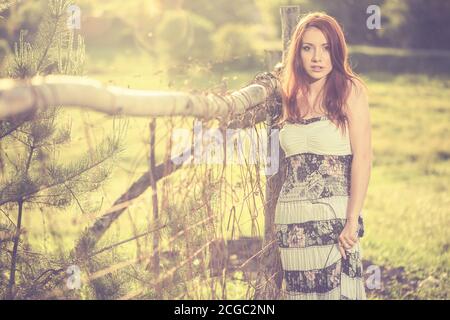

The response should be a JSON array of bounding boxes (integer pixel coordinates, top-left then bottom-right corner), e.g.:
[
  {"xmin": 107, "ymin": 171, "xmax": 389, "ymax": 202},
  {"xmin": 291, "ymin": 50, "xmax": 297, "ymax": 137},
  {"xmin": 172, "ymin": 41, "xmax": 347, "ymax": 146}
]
[
  {"xmin": 302, "ymin": 46, "xmax": 310, "ymax": 51},
  {"xmin": 324, "ymin": 46, "xmax": 330, "ymax": 51}
]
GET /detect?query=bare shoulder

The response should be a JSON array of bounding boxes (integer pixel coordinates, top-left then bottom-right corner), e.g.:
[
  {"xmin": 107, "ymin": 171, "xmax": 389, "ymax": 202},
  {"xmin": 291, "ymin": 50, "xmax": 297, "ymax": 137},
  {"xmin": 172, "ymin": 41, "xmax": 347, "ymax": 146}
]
[{"xmin": 344, "ymin": 78, "xmax": 369, "ymax": 118}]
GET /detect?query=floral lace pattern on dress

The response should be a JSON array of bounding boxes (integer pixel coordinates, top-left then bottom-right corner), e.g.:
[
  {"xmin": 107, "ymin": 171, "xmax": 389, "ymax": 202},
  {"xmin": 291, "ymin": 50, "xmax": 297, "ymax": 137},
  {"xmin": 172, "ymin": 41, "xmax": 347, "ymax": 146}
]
[
  {"xmin": 276, "ymin": 217, "xmax": 364, "ymax": 248},
  {"xmin": 284, "ymin": 250, "xmax": 363, "ymax": 294},
  {"xmin": 280, "ymin": 153, "xmax": 353, "ymax": 201},
  {"xmin": 286, "ymin": 115, "xmax": 329, "ymax": 125}
]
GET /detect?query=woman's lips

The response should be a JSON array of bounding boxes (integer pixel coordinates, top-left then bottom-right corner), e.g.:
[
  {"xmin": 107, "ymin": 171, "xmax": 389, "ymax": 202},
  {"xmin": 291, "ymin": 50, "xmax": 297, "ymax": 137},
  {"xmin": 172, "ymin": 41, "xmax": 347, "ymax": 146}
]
[{"xmin": 311, "ymin": 66, "xmax": 324, "ymax": 72}]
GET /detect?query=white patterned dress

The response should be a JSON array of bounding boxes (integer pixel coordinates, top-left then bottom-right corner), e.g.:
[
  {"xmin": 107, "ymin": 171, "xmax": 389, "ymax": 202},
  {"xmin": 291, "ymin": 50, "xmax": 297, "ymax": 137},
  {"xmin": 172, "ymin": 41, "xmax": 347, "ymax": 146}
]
[{"xmin": 275, "ymin": 115, "xmax": 366, "ymax": 300}]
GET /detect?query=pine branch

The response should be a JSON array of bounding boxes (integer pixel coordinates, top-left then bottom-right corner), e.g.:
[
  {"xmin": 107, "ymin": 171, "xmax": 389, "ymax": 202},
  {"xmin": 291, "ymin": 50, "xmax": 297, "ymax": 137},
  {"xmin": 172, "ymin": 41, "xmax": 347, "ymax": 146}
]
[
  {"xmin": 10, "ymin": 132, "xmax": 31, "ymax": 147},
  {"xmin": 0, "ymin": 135, "xmax": 122, "ymax": 206},
  {"xmin": 6, "ymin": 200, "xmax": 23, "ymax": 299},
  {"xmin": 0, "ymin": 207, "xmax": 16, "ymax": 228},
  {"xmin": 0, "ymin": 118, "xmax": 32, "ymax": 140},
  {"xmin": 63, "ymin": 182, "xmax": 86, "ymax": 214},
  {"xmin": 34, "ymin": 0, "xmax": 71, "ymax": 74},
  {"xmin": 1, "ymin": 151, "xmax": 19, "ymax": 172}
]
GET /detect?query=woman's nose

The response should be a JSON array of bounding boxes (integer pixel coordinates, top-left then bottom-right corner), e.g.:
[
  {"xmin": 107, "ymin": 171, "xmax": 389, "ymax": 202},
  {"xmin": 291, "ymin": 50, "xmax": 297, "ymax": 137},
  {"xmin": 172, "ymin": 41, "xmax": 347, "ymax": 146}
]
[{"xmin": 312, "ymin": 48, "xmax": 323, "ymax": 62}]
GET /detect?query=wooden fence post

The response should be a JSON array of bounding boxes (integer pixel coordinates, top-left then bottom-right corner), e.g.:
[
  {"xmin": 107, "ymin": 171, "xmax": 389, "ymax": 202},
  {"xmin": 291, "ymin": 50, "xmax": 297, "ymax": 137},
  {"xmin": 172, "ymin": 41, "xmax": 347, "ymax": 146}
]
[{"xmin": 254, "ymin": 5, "xmax": 300, "ymax": 300}]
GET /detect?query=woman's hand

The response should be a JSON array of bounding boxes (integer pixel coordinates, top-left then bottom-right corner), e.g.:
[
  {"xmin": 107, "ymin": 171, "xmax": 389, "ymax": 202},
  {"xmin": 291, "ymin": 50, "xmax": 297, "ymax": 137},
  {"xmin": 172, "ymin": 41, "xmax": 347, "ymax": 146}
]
[{"xmin": 338, "ymin": 219, "xmax": 359, "ymax": 260}]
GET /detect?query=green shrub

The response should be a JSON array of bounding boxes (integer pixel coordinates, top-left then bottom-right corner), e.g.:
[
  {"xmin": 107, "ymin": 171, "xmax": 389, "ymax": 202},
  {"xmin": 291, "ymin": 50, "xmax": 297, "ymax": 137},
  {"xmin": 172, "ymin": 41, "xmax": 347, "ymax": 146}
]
[
  {"xmin": 212, "ymin": 24, "xmax": 260, "ymax": 63},
  {"xmin": 154, "ymin": 10, "xmax": 214, "ymax": 65}
]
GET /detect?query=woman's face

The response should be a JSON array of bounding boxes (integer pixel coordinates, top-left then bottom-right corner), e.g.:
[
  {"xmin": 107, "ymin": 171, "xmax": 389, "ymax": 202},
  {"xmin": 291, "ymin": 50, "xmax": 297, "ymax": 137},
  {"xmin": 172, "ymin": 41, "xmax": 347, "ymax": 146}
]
[{"xmin": 300, "ymin": 27, "xmax": 333, "ymax": 81}]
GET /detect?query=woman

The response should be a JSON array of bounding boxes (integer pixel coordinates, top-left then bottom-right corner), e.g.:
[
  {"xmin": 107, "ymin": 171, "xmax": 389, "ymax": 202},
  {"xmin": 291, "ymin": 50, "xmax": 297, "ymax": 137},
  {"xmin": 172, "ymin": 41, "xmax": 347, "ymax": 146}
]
[{"xmin": 274, "ymin": 12, "xmax": 372, "ymax": 300}]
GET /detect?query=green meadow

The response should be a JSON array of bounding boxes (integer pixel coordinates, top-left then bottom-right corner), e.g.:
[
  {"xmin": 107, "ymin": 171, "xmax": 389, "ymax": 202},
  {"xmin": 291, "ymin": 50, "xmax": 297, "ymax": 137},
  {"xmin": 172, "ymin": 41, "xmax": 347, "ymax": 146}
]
[{"xmin": 14, "ymin": 46, "xmax": 450, "ymax": 300}]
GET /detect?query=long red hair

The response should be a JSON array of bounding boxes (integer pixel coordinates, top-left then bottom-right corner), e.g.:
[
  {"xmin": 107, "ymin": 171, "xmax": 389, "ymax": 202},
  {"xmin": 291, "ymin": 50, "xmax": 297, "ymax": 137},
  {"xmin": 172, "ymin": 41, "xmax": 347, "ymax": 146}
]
[{"xmin": 277, "ymin": 12, "xmax": 364, "ymax": 135}]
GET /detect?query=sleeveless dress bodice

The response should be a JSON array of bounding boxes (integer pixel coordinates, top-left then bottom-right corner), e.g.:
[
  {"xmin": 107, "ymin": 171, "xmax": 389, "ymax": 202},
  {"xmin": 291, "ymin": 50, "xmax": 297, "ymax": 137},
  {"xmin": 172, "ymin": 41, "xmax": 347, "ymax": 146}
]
[{"xmin": 279, "ymin": 116, "xmax": 352, "ymax": 157}]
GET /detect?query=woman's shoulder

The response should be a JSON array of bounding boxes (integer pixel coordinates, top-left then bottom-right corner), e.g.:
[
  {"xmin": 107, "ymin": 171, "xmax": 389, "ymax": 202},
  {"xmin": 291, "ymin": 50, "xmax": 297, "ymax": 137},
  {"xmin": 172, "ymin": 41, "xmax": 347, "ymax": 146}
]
[
  {"xmin": 344, "ymin": 78, "xmax": 369, "ymax": 118},
  {"xmin": 347, "ymin": 78, "xmax": 367, "ymax": 100}
]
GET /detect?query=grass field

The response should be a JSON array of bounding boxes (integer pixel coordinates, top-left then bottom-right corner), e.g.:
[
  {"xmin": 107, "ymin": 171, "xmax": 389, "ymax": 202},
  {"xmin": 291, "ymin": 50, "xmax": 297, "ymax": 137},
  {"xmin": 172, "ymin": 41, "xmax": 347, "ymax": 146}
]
[{"xmin": 8, "ymin": 47, "xmax": 450, "ymax": 299}]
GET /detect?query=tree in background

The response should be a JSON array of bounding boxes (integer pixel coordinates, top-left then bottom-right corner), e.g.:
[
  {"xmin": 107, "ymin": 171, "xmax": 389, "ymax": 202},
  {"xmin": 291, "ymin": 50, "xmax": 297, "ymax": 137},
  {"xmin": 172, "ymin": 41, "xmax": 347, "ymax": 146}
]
[
  {"xmin": 0, "ymin": 0, "xmax": 124, "ymax": 299},
  {"xmin": 381, "ymin": 0, "xmax": 450, "ymax": 50},
  {"xmin": 153, "ymin": 10, "xmax": 214, "ymax": 67},
  {"xmin": 43, "ymin": 0, "xmax": 450, "ymax": 72},
  {"xmin": 255, "ymin": 0, "xmax": 450, "ymax": 50},
  {"xmin": 254, "ymin": 0, "xmax": 306, "ymax": 38},
  {"xmin": 0, "ymin": 1, "xmax": 39, "ymax": 68},
  {"xmin": 180, "ymin": 0, "xmax": 261, "ymax": 28},
  {"xmin": 254, "ymin": 0, "xmax": 386, "ymax": 45},
  {"xmin": 306, "ymin": 0, "xmax": 386, "ymax": 45},
  {"xmin": 0, "ymin": 1, "xmax": 44, "ymax": 55},
  {"xmin": 212, "ymin": 23, "xmax": 263, "ymax": 67}
]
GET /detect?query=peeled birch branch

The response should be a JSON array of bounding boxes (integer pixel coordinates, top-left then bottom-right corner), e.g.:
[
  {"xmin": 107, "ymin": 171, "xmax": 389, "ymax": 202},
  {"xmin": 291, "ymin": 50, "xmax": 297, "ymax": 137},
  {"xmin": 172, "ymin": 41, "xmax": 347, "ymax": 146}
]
[{"xmin": 0, "ymin": 75, "xmax": 279, "ymax": 120}]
